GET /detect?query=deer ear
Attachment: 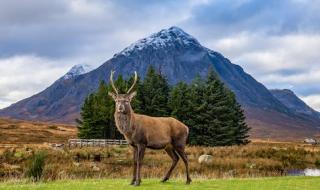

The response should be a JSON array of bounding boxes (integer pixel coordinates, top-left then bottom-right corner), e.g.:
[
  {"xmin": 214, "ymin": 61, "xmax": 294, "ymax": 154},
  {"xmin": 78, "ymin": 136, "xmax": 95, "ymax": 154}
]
[
  {"xmin": 128, "ymin": 91, "xmax": 137, "ymax": 101},
  {"xmin": 108, "ymin": 92, "xmax": 117, "ymax": 100}
]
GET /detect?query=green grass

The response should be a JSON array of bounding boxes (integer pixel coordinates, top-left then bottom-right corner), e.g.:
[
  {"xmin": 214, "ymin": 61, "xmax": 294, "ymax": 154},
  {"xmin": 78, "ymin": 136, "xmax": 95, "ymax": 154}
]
[{"xmin": 1, "ymin": 177, "xmax": 319, "ymax": 190}]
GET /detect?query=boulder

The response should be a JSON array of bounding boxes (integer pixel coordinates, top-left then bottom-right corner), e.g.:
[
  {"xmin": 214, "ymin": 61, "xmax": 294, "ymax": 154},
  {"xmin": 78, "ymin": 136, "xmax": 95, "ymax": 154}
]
[
  {"xmin": 304, "ymin": 138, "xmax": 317, "ymax": 145},
  {"xmin": 198, "ymin": 154, "xmax": 213, "ymax": 164}
]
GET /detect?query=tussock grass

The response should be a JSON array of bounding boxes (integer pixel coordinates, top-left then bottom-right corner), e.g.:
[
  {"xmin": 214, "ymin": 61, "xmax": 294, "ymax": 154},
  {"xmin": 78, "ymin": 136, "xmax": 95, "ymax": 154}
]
[{"xmin": 0, "ymin": 142, "xmax": 320, "ymax": 181}]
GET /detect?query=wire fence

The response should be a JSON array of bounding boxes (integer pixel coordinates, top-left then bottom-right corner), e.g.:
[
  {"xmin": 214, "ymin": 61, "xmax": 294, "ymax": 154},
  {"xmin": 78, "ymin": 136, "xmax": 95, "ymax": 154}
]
[{"xmin": 68, "ymin": 139, "xmax": 128, "ymax": 148}]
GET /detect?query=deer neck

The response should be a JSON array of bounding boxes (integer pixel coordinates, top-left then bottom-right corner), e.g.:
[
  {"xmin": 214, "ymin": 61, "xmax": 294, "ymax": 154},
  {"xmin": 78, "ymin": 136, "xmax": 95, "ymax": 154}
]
[{"xmin": 114, "ymin": 107, "xmax": 135, "ymax": 136}]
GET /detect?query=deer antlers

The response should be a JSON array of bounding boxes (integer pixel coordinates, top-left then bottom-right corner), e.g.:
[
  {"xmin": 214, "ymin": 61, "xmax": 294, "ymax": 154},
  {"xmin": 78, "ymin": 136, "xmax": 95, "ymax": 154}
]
[
  {"xmin": 110, "ymin": 70, "xmax": 119, "ymax": 95},
  {"xmin": 127, "ymin": 71, "xmax": 138, "ymax": 94},
  {"xmin": 109, "ymin": 70, "xmax": 138, "ymax": 94}
]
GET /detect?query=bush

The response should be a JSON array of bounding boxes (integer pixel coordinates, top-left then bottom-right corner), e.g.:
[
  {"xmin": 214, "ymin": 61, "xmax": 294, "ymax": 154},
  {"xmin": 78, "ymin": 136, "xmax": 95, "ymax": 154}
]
[
  {"xmin": 26, "ymin": 151, "xmax": 46, "ymax": 181},
  {"xmin": 315, "ymin": 160, "xmax": 320, "ymax": 168}
]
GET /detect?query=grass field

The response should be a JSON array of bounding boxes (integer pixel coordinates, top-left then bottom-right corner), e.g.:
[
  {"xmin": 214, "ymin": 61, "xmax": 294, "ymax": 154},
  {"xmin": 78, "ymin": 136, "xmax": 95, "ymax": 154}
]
[
  {"xmin": 0, "ymin": 118, "xmax": 76, "ymax": 145},
  {"xmin": 1, "ymin": 142, "xmax": 320, "ymax": 180},
  {"xmin": 1, "ymin": 177, "xmax": 319, "ymax": 190}
]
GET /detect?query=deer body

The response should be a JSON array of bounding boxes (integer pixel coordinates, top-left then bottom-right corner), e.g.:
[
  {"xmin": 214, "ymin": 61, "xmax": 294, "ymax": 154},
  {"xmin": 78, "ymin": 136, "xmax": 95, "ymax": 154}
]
[
  {"xmin": 109, "ymin": 71, "xmax": 191, "ymax": 186},
  {"xmin": 116, "ymin": 113, "xmax": 189, "ymax": 149}
]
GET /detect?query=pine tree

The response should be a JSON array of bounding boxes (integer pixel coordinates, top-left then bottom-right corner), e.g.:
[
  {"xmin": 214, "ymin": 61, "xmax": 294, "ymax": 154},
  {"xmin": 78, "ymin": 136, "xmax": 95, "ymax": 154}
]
[
  {"xmin": 229, "ymin": 93, "xmax": 251, "ymax": 145},
  {"xmin": 169, "ymin": 82, "xmax": 190, "ymax": 122},
  {"xmin": 169, "ymin": 68, "xmax": 250, "ymax": 146},
  {"xmin": 169, "ymin": 75, "xmax": 205, "ymax": 145},
  {"xmin": 77, "ymin": 94, "xmax": 95, "ymax": 138},
  {"xmin": 203, "ymin": 69, "xmax": 234, "ymax": 146},
  {"xmin": 137, "ymin": 66, "xmax": 171, "ymax": 116}
]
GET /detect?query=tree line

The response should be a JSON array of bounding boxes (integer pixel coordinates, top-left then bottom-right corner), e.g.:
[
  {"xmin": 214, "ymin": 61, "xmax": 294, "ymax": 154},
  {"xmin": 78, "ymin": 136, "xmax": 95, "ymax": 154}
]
[{"xmin": 77, "ymin": 66, "xmax": 250, "ymax": 146}]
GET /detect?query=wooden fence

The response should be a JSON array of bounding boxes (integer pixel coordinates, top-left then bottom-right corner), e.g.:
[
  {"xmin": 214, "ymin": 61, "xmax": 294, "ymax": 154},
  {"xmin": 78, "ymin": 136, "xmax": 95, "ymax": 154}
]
[{"xmin": 68, "ymin": 139, "xmax": 128, "ymax": 148}]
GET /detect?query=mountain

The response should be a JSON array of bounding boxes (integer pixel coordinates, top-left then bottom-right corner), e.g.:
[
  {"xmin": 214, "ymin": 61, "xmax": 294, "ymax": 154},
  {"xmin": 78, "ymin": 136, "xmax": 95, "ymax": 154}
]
[
  {"xmin": 0, "ymin": 26, "xmax": 319, "ymax": 139},
  {"xmin": 271, "ymin": 89, "xmax": 320, "ymax": 118},
  {"xmin": 61, "ymin": 64, "xmax": 93, "ymax": 80}
]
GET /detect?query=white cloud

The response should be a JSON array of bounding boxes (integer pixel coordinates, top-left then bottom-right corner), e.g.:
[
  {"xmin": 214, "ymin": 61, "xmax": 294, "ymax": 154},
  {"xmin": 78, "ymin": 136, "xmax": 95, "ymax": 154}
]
[
  {"xmin": 300, "ymin": 95, "xmax": 320, "ymax": 112},
  {"xmin": 209, "ymin": 33, "xmax": 320, "ymax": 73},
  {"xmin": 0, "ymin": 55, "xmax": 74, "ymax": 108}
]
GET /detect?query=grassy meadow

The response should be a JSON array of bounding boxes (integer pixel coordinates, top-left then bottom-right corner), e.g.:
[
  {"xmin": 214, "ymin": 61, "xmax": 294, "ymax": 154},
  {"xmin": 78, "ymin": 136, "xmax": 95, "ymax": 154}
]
[
  {"xmin": 1, "ymin": 142, "xmax": 320, "ymax": 181},
  {"xmin": 1, "ymin": 177, "xmax": 320, "ymax": 190}
]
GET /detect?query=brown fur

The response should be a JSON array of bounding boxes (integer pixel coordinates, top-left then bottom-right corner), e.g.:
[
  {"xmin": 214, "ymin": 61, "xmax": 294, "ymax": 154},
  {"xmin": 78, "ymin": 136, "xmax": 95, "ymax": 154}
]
[{"xmin": 108, "ymin": 72, "xmax": 191, "ymax": 186}]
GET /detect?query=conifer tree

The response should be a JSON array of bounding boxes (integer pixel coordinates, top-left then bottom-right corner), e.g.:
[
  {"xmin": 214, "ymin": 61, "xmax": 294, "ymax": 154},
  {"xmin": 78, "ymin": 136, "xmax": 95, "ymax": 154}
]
[
  {"xmin": 137, "ymin": 66, "xmax": 171, "ymax": 116},
  {"xmin": 169, "ymin": 68, "xmax": 250, "ymax": 146},
  {"xmin": 77, "ymin": 94, "xmax": 95, "ymax": 138}
]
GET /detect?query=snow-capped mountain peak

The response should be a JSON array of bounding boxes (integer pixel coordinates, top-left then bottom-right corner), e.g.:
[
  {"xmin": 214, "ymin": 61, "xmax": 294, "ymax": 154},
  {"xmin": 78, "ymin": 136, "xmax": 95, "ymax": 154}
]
[
  {"xmin": 62, "ymin": 64, "xmax": 93, "ymax": 80},
  {"xmin": 117, "ymin": 26, "xmax": 201, "ymax": 56}
]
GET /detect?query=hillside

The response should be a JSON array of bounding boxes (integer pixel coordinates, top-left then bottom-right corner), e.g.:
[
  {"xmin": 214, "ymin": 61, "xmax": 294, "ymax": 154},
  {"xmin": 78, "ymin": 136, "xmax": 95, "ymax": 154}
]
[
  {"xmin": 271, "ymin": 89, "xmax": 320, "ymax": 118},
  {"xmin": 0, "ymin": 118, "xmax": 76, "ymax": 145}
]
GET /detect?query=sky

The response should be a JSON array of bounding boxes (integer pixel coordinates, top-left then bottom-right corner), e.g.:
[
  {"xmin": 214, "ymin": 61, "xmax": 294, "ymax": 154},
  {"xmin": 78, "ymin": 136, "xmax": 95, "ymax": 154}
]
[{"xmin": 0, "ymin": 0, "xmax": 320, "ymax": 111}]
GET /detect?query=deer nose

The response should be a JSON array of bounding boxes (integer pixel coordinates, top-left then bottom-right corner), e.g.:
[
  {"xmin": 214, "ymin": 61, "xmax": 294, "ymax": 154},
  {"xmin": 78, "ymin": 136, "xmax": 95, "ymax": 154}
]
[{"xmin": 117, "ymin": 105, "xmax": 125, "ymax": 113}]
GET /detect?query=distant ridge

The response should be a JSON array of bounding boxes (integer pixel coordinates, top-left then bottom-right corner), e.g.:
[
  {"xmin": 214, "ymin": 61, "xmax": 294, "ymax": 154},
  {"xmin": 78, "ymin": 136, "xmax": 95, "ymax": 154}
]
[{"xmin": 270, "ymin": 89, "xmax": 320, "ymax": 119}]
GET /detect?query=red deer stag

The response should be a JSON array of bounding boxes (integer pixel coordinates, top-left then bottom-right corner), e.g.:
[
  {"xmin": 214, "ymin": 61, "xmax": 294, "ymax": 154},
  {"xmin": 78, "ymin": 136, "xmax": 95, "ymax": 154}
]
[{"xmin": 108, "ymin": 71, "xmax": 191, "ymax": 186}]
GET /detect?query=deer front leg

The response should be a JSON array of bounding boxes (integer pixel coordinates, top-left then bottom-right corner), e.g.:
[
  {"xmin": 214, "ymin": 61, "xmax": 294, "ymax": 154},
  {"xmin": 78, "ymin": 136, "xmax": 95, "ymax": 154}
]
[
  {"xmin": 134, "ymin": 144, "xmax": 146, "ymax": 186},
  {"xmin": 130, "ymin": 147, "xmax": 137, "ymax": 185}
]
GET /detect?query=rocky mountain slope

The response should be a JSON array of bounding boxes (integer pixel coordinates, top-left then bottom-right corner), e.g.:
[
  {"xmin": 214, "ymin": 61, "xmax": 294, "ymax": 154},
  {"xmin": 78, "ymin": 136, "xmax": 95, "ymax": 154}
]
[
  {"xmin": 271, "ymin": 89, "xmax": 320, "ymax": 119},
  {"xmin": 60, "ymin": 64, "xmax": 93, "ymax": 80}
]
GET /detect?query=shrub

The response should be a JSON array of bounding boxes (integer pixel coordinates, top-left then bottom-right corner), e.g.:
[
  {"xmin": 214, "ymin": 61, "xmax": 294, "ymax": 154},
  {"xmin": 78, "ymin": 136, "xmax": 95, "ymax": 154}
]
[
  {"xmin": 26, "ymin": 151, "xmax": 46, "ymax": 181},
  {"xmin": 2, "ymin": 148, "xmax": 15, "ymax": 162},
  {"xmin": 315, "ymin": 160, "xmax": 320, "ymax": 168},
  {"xmin": 48, "ymin": 125, "xmax": 58, "ymax": 130}
]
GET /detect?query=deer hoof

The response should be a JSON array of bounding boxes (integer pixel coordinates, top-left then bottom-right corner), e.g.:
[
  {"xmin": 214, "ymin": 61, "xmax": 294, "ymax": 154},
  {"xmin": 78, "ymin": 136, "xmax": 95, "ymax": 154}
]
[
  {"xmin": 130, "ymin": 180, "xmax": 135, "ymax": 185},
  {"xmin": 161, "ymin": 177, "xmax": 169, "ymax": 183},
  {"xmin": 134, "ymin": 182, "xmax": 140, "ymax": 186},
  {"xmin": 134, "ymin": 180, "xmax": 141, "ymax": 186}
]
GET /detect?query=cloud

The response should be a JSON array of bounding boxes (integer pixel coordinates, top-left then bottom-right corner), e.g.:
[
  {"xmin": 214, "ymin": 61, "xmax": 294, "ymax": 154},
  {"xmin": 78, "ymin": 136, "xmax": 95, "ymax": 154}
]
[
  {"xmin": 300, "ymin": 95, "xmax": 320, "ymax": 112},
  {"xmin": 205, "ymin": 32, "xmax": 320, "ymax": 101},
  {"xmin": 188, "ymin": 0, "xmax": 320, "ymax": 38},
  {"xmin": 0, "ymin": 55, "xmax": 72, "ymax": 107},
  {"xmin": 0, "ymin": 0, "xmax": 199, "ymax": 58}
]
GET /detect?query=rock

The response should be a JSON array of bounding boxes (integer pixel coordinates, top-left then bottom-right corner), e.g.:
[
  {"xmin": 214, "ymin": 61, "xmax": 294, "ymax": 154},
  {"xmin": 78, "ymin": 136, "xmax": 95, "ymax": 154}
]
[
  {"xmin": 73, "ymin": 162, "xmax": 80, "ymax": 167},
  {"xmin": 198, "ymin": 154, "xmax": 213, "ymax": 164},
  {"xmin": 50, "ymin": 143, "xmax": 64, "ymax": 148},
  {"xmin": 304, "ymin": 168, "xmax": 320, "ymax": 176},
  {"xmin": 2, "ymin": 163, "xmax": 20, "ymax": 170},
  {"xmin": 246, "ymin": 163, "xmax": 256, "ymax": 169},
  {"xmin": 89, "ymin": 162, "xmax": 100, "ymax": 171},
  {"xmin": 304, "ymin": 138, "xmax": 317, "ymax": 145},
  {"xmin": 92, "ymin": 166, "xmax": 100, "ymax": 172}
]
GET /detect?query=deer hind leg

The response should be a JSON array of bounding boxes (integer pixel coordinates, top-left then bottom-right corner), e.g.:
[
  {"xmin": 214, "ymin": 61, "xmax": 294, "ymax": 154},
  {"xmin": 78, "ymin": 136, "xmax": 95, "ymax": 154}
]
[
  {"xmin": 134, "ymin": 144, "xmax": 146, "ymax": 186},
  {"xmin": 175, "ymin": 146, "xmax": 192, "ymax": 185},
  {"xmin": 130, "ymin": 147, "xmax": 137, "ymax": 185},
  {"xmin": 161, "ymin": 147, "xmax": 179, "ymax": 182}
]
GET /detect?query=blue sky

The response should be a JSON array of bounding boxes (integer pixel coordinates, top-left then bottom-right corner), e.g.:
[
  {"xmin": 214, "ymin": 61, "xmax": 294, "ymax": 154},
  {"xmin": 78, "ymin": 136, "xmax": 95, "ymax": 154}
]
[{"xmin": 0, "ymin": 0, "xmax": 320, "ymax": 111}]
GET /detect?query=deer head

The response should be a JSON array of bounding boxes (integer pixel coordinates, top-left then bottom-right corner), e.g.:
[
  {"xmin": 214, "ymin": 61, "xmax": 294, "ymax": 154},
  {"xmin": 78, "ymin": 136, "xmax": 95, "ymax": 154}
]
[{"xmin": 108, "ymin": 71, "xmax": 138, "ymax": 114}]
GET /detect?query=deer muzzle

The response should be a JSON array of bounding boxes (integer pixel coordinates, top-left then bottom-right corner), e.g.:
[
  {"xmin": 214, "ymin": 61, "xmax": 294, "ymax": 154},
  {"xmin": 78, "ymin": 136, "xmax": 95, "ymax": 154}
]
[{"xmin": 117, "ymin": 104, "xmax": 126, "ymax": 113}]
